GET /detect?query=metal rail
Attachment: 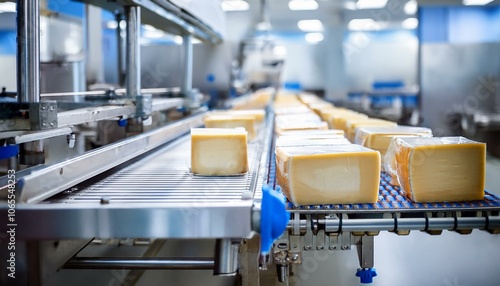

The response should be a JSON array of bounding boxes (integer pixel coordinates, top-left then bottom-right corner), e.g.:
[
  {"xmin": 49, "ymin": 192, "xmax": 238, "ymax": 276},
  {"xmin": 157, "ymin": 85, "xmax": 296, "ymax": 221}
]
[
  {"xmin": 14, "ymin": 112, "xmax": 204, "ymax": 204},
  {"xmin": 76, "ymin": 0, "xmax": 223, "ymax": 44},
  {"xmin": 64, "ymin": 257, "xmax": 215, "ymax": 270}
]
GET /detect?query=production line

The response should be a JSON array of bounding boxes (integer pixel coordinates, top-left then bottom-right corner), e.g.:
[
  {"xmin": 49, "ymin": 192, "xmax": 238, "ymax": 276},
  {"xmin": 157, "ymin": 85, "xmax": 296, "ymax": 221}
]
[{"xmin": 0, "ymin": 0, "xmax": 499, "ymax": 285}]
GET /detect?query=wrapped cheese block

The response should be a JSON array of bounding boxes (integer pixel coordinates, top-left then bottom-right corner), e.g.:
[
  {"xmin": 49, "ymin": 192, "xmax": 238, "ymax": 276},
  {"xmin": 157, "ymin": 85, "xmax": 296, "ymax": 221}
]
[
  {"xmin": 275, "ymin": 113, "xmax": 327, "ymax": 134},
  {"xmin": 275, "ymin": 137, "xmax": 351, "ymax": 147},
  {"xmin": 354, "ymin": 126, "xmax": 433, "ymax": 157},
  {"xmin": 232, "ymin": 89, "xmax": 272, "ymax": 110},
  {"xmin": 210, "ymin": 109, "xmax": 266, "ymax": 123},
  {"xmin": 328, "ymin": 112, "xmax": 368, "ymax": 131},
  {"xmin": 385, "ymin": 136, "xmax": 486, "ymax": 202},
  {"xmin": 276, "ymin": 145, "xmax": 380, "ymax": 205},
  {"xmin": 345, "ymin": 118, "xmax": 397, "ymax": 142},
  {"xmin": 275, "ymin": 121, "xmax": 329, "ymax": 135},
  {"xmin": 278, "ymin": 129, "xmax": 345, "ymax": 138},
  {"xmin": 204, "ymin": 114, "xmax": 257, "ymax": 140},
  {"xmin": 191, "ymin": 128, "xmax": 248, "ymax": 176}
]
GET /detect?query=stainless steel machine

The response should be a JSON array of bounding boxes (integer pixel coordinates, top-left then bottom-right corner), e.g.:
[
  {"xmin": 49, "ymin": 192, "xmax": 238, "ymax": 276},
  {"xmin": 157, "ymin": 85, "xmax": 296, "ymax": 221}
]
[{"xmin": 1, "ymin": 1, "xmax": 500, "ymax": 286}]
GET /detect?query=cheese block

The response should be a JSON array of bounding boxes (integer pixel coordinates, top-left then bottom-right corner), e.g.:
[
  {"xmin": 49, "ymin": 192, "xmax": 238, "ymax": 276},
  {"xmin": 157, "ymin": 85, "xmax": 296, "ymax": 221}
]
[
  {"xmin": 328, "ymin": 112, "xmax": 368, "ymax": 131},
  {"xmin": 232, "ymin": 89, "xmax": 272, "ymax": 110},
  {"xmin": 191, "ymin": 128, "xmax": 248, "ymax": 176},
  {"xmin": 308, "ymin": 103, "xmax": 335, "ymax": 116},
  {"xmin": 319, "ymin": 108, "xmax": 348, "ymax": 121},
  {"xmin": 273, "ymin": 105, "xmax": 312, "ymax": 115},
  {"xmin": 354, "ymin": 126, "xmax": 433, "ymax": 157},
  {"xmin": 388, "ymin": 136, "xmax": 486, "ymax": 202},
  {"xmin": 204, "ymin": 114, "xmax": 257, "ymax": 140},
  {"xmin": 276, "ymin": 145, "xmax": 381, "ymax": 205},
  {"xmin": 275, "ymin": 137, "xmax": 351, "ymax": 147},
  {"xmin": 275, "ymin": 121, "xmax": 329, "ymax": 135},
  {"xmin": 345, "ymin": 118, "xmax": 397, "ymax": 142},
  {"xmin": 278, "ymin": 129, "xmax": 345, "ymax": 138},
  {"xmin": 210, "ymin": 109, "xmax": 266, "ymax": 123}
]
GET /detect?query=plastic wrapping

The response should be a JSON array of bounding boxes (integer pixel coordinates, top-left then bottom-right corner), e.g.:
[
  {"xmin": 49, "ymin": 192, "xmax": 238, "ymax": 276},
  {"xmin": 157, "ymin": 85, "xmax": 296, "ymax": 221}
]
[
  {"xmin": 190, "ymin": 128, "xmax": 249, "ymax": 176},
  {"xmin": 384, "ymin": 136, "xmax": 486, "ymax": 203},
  {"xmin": 203, "ymin": 114, "xmax": 257, "ymax": 140},
  {"xmin": 354, "ymin": 126, "xmax": 432, "ymax": 157},
  {"xmin": 275, "ymin": 137, "xmax": 350, "ymax": 147},
  {"xmin": 275, "ymin": 113, "xmax": 328, "ymax": 134},
  {"xmin": 273, "ymin": 105, "xmax": 312, "ymax": 115},
  {"xmin": 345, "ymin": 118, "xmax": 397, "ymax": 142},
  {"xmin": 277, "ymin": 129, "xmax": 345, "ymax": 138},
  {"xmin": 209, "ymin": 109, "xmax": 266, "ymax": 123},
  {"xmin": 328, "ymin": 112, "xmax": 368, "ymax": 131},
  {"xmin": 231, "ymin": 88, "xmax": 272, "ymax": 110},
  {"xmin": 275, "ymin": 145, "xmax": 380, "ymax": 206},
  {"xmin": 275, "ymin": 121, "xmax": 329, "ymax": 135}
]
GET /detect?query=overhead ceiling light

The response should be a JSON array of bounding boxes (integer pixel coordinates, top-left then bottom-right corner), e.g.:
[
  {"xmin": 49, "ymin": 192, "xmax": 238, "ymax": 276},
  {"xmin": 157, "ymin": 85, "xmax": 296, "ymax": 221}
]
[
  {"xmin": 356, "ymin": 0, "xmax": 387, "ymax": 9},
  {"xmin": 221, "ymin": 0, "xmax": 250, "ymax": 11},
  {"xmin": 348, "ymin": 19, "xmax": 385, "ymax": 31},
  {"xmin": 404, "ymin": 0, "xmax": 418, "ymax": 15},
  {"xmin": 0, "ymin": 2, "xmax": 16, "ymax": 13},
  {"xmin": 402, "ymin": 18, "xmax": 418, "ymax": 29},
  {"xmin": 305, "ymin": 32, "xmax": 324, "ymax": 44},
  {"xmin": 298, "ymin": 19, "xmax": 323, "ymax": 32},
  {"xmin": 463, "ymin": 0, "xmax": 493, "ymax": 5},
  {"xmin": 289, "ymin": 0, "xmax": 318, "ymax": 11}
]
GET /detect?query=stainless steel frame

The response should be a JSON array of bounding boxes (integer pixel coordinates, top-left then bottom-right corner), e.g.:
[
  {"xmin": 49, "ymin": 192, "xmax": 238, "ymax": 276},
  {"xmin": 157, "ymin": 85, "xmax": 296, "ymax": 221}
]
[
  {"xmin": 125, "ymin": 5, "xmax": 141, "ymax": 100},
  {"xmin": 16, "ymin": 0, "xmax": 40, "ymax": 104},
  {"xmin": 76, "ymin": 0, "xmax": 222, "ymax": 44}
]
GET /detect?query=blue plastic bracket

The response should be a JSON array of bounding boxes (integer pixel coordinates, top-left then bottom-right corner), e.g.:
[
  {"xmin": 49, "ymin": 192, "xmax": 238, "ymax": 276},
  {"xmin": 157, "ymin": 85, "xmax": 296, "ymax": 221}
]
[
  {"xmin": 0, "ymin": 145, "xmax": 19, "ymax": 160},
  {"xmin": 260, "ymin": 185, "xmax": 290, "ymax": 255}
]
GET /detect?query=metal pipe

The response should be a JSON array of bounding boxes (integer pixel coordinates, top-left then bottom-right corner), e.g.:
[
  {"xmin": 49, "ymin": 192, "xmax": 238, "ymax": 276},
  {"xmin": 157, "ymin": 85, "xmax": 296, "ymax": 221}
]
[
  {"xmin": 277, "ymin": 265, "xmax": 288, "ymax": 283},
  {"xmin": 17, "ymin": 0, "xmax": 40, "ymax": 103},
  {"xmin": 182, "ymin": 34, "xmax": 193, "ymax": 96},
  {"xmin": 116, "ymin": 12, "xmax": 125, "ymax": 87},
  {"xmin": 214, "ymin": 239, "xmax": 239, "ymax": 276},
  {"xmin": 125, "ymin": 6, "xmax": 141, "ymax": 99},
  {"xmin": 64, "ymin": 257, "xmax": 214, "ymax": 270},
  {"xmin": 41, "ymin": 87, "xmax": 182, "ymax": 98}
]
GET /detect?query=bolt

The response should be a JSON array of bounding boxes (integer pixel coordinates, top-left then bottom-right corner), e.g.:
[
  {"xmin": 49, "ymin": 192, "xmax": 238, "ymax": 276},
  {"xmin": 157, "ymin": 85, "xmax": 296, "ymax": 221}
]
[
  {"xmin": 293, "ymin": 244, "xmax": 297, "ymax": 249},
  {"xmin": 304, "ymin": 245, "xmax": 312, "ymax": 250},
  {"xmin": 42, "ymin": 106, "xmax": 46, "ymax": 110},
  {"xmin": 100, "ymin": 196, "xmax": 110, "ymax": 204},
  {"xmin": 59, "ymin": 168, "xmax": 63, "ymax": 175},
  {"xmin": 341, "ymin": 246, "xmax": 349, "ymax": 250},
  {"xmin": 50, "ymin": 122, "xmax": 54, "ymax": 127},
  {"xmin": 330, "ymin": 246, "xmax": 337, "ymax": 250},
  {"xmin": 291, "ymin": 255, "xmax": 299, "ymax": 261},
  {"xmin": 317, "ymin": 246, "xmax": 324, "ymax": 250},
  {"xmin": 50, "ymin": 106, "xmax": 55, "ymax": 111},
  {"xmin": 42, "ymin": 122, "xmax": 46, "ymax": 126}
]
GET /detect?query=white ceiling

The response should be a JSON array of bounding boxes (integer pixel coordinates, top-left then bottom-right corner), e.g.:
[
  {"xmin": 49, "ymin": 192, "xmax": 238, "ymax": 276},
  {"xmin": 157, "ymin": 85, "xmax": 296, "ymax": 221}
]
[{"xmin": 243, "ymin": 0, "xmax": 500, "ymax": 31}]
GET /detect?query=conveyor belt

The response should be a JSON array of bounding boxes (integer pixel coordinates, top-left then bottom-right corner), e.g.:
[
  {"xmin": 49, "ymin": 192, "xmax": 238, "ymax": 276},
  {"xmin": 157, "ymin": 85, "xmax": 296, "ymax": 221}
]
[
  {"xmin": 267, "ymin": 138, "xmax": 500, "ymax": 214},
  {"xmin": 48, "ymin": 136, "xmax": 258, "ymax": 204},
  {"xmin": 8, "ymin": 115, "xmax": 274, "ymax": 240}
]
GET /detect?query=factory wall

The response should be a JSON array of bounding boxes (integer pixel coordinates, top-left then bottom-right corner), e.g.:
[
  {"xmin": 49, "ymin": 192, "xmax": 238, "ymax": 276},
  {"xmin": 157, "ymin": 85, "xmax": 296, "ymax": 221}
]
[
  {"xmin": 343, "ymin": 30, "xmax": 419, "ymax": 91},
  {"xmin": 419, "ymin": 6, "xmax": 500, "ymax": 134}
]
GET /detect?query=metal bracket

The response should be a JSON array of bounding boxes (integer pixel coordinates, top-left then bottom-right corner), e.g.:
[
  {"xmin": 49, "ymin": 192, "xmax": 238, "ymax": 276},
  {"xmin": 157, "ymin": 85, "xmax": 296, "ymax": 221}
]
[
  {"xmin": 356, "ymin": 235, "xmax": 374, "ymax": 269},
  {"xmin": 135, "ymin": 94, "xmax": 153, "ymax": 118},
  {"xmin": 29, "ymin": 101, "xmax": 58, "ymax": 130}
]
